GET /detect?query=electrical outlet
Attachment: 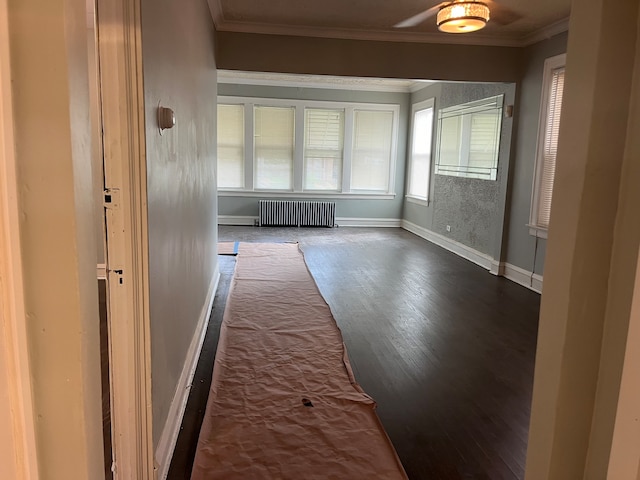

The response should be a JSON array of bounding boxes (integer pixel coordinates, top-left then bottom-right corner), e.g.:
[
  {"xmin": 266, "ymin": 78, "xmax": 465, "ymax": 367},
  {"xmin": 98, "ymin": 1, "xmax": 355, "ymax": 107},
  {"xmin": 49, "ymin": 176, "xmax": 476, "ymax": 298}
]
[{"xmin": 446, "ymin": 225, "xmax": 451, "ymax": 232}]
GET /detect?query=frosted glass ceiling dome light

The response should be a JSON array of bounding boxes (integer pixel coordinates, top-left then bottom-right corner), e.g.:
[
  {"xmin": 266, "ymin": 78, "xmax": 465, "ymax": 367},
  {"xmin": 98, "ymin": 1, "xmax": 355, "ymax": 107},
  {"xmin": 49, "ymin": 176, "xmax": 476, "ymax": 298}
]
[{"xmin": 437, "ymin": 1, "xmax": 490, "ymax": 33}]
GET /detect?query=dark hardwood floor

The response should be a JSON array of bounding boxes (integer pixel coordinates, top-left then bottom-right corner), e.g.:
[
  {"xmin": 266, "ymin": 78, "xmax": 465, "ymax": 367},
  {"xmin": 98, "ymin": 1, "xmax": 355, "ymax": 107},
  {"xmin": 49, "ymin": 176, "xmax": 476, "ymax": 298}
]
[{"xmin": 168, "ymin": 226, "xmax": 540, "ymax": 480}]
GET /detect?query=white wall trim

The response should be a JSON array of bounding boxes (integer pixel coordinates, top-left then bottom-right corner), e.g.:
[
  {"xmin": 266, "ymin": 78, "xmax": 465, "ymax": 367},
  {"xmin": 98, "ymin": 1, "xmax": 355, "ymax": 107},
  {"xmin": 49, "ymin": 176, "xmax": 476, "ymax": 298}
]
[
  {"xmin": 402, "ymin": 220, "xmax": 493, "ymax": 270},
  {"xmin": 336, "ymin": 217, "xmax": 402, "ymax": 227},
  {"xmin": 500, "ymin": 262, "xmax": 543, "ymax": 294},
  {"xmin": 218, "ymin": 191, "xmax": 395, "ymax": 200},
  {"xmin": 521, "ymin": 17, "xmax": 570, "ymax": 47},
  {"xmin": 528, "ymin": 224, "xmax": 549, "ymax": 239},
  {"xmin": 218, "ymin": 215, "xmax": 401, "ymax": 228},
  {"xmin": 208, "ymin": 7, "xmax": 568, "ymax": 49},
  {"xmin": 206, "ymin": 0, "xmax": 224, "ymax": 26},
  {"xmin": 218, "ymin": 70, "xmax": 428, "ymax": 93},
  {"xmin": 211, "ymin": 19, "xmax": 524, "ymax": 47},
  {"xmin": 217, "ymin": 217, "xmax": 545, "ymax": 292},
  {"xmin": 97, "ymin": 0, "xmax": 155, "ymax": 476},
  {"xmin": 490, "ymin": 260, "xmax": 504, "ymax": 276},
  {"xmin": 403, "ymin": 221, "xmax": 543, "ymax": 293},
  {"xmin": 155, "ymin": 267, "xmax": 221, "ymax": 480},
  {"xmin": 405, "ymin": 196, "xmax": 429, "ymax": 207},
  {"xmin": 0, "ymin": 1, "xmax": 39, "ymax": 476},
  {"xmin": 218, "ymin": 215, "xmax": 258, "ymax": 226}
]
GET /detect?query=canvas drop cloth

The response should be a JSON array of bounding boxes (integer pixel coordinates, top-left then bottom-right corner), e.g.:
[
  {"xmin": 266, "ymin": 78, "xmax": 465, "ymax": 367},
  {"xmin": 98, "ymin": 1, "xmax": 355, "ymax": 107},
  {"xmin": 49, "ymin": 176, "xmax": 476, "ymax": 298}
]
[{"xmin": 191, "ymin": 242, "xmax": 407, "ymax": 479}]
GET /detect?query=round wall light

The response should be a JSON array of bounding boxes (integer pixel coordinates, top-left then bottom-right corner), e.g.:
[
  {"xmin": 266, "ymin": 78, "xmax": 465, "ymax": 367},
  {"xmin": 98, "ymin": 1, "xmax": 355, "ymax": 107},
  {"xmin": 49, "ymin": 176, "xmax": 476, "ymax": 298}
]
[{"xmin": 158, "ymin": 105, "xmax": 176, "ymax": 135}]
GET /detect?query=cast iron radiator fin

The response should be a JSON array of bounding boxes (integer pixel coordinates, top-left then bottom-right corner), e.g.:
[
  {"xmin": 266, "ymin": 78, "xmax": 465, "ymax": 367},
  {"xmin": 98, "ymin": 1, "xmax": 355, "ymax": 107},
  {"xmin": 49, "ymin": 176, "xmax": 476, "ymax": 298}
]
[{"xmin": 258, "ymin": 200, "xmax": 335, "ymax": 227}]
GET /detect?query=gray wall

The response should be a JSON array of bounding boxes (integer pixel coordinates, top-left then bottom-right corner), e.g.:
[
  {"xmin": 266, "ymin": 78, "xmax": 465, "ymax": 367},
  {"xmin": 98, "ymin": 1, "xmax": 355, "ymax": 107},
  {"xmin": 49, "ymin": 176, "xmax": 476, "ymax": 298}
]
[
  {"xmin": 404, "ymin": 82, "xmax": 516, "ymax": 259},
  {"xmin": 217, "ymin": 84, "xmax": 409, "ymax": 220},
  {"xmin": 141, "ymin": 0, "xmax": 218, "ymax": 447},
  {"xmin": 504, "ymin": 32, "xmax": 568, "ymax": 275}
]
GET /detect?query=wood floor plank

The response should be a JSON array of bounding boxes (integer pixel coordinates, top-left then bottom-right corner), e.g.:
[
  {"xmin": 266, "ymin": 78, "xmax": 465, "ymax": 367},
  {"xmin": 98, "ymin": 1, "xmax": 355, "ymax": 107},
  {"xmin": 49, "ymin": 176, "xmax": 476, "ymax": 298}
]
[{"xmin": 168, "ymin": 227, "xmax": 540, "ymax": 480}]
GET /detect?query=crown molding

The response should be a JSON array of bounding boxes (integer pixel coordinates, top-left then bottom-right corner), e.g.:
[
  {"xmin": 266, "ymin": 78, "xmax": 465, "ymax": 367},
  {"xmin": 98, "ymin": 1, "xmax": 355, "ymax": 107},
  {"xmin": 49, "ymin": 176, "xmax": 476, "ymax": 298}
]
[
  {"xmin": 213, "ymin": 19, "xmax": 525, "ymax": 48},
  {"xmin": 208, "ymin": 2, "xmax": 569, "ymax": 49},
  {"xmin": 410, "ymin": 81, "xmax": 437, "ymax": 93},
  {"xmin": 217, "ymin": 70, "xmax": 433, "ymax": 93},
  {"xmin": 520, "ymin": 17, "xmax": 570, "ymax": 46},
  {"xmin": 207, "ymin": 0, "xmax": 224, "ymax": 26}
]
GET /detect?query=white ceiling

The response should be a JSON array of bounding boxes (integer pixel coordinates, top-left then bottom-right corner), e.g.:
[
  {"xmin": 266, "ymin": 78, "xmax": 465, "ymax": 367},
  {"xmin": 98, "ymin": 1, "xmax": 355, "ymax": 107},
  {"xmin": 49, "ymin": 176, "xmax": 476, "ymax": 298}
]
[{"xmin": 208, "ymin": 0, "xmax": 571, "ymax": 47}]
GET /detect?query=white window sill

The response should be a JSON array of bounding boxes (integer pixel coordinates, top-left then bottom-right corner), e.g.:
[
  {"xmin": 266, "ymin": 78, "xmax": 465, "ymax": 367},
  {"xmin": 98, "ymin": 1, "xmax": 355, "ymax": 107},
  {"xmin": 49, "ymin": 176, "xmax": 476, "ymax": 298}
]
[
  {"xmin": 528, "ymin": 224, "xmax": 548, "ymax": 239},
  {"xmin": 405, "ymin": 195, "xmax": 429, "ymax": 207},
  {"xmin": 218, "ymin": 190, "xmax": 396, "ymax": 200}
]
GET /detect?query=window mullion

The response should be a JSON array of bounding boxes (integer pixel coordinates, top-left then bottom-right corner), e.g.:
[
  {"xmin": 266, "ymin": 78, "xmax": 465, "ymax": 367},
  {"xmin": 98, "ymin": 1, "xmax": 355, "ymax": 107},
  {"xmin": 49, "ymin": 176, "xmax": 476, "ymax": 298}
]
[
  {"xmin": 293, "ymin": 105, "xmax": 304, "ymax": 192},
  {"xmin": 342, "ymin": 107, "xmax": 354, "ymax": 193},
  {"xmin": 460, "ymin": 114, "xmax": 472, "ymax": 169},
  {"xmin": 244, "ymin": 103, "xmax": 254, "ymax": 191}
]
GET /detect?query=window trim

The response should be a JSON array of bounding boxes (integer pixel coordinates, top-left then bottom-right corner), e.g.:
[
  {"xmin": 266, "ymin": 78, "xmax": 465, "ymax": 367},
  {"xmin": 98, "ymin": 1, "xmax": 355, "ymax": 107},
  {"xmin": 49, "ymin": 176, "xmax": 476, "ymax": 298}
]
[
  {"xmin": 218, "ymin": 95, "xmax": 400, "ymax": 197},
  {"xmin": 218, "ymin": 191, "xmax": 396, "ymax": 200},
  {"xmin": 529, "ymin": 53, "xmax": 566, "ymax": 237},
  {"xmin": 405, "ymin": 97, "xmax": 436, "ymax": 204}
]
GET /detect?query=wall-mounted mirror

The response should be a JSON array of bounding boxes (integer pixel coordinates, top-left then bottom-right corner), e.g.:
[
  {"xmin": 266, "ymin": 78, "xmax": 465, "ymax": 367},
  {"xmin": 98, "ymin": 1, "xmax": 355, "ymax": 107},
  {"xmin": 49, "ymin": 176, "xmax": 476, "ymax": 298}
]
[{"xmin": 435, "ymin": 94, "xmax": 504, "ymax": 180}]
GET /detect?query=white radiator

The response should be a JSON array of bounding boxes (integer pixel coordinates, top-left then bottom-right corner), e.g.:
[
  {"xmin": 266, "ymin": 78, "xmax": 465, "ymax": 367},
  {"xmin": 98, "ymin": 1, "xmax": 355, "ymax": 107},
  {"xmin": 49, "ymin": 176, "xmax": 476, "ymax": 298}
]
[{"xmin": 258, "ymin": 200, "xmax": 336, "ymax": 227}]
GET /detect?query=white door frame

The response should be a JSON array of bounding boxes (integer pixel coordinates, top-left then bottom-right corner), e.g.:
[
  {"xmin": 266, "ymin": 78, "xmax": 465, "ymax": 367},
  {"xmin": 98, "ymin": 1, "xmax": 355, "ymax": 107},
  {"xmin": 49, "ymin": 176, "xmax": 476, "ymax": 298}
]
[
  {"xmin": 95, "ymin": 0, "xmax": 154, "ymax": 478},
  {"xmin": 0, "ymin": 0, "xmax": 40, "ymax": 478}
]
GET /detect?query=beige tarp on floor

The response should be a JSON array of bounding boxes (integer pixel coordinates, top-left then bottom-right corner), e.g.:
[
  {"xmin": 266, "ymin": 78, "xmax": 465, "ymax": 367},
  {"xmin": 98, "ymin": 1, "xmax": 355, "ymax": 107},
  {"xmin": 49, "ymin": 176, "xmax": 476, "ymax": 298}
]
[{"xmin": 192, "ymin": 242, "xmax": 407, "ymax": 479}]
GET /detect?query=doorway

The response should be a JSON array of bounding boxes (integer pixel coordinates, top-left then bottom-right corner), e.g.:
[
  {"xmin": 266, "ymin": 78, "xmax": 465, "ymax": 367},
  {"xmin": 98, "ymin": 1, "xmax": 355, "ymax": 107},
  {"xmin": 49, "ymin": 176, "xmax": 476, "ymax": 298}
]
[{"xmin": 91, "ymin": 0, "xmax": 155, "ymax": 477}]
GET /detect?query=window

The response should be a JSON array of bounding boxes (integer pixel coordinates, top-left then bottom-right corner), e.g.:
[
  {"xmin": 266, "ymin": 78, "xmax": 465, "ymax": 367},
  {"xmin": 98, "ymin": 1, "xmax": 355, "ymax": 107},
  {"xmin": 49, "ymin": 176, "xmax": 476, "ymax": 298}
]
[
  {"xmin": 434, "ymin": 95, "xmax": 504, "ymax": 180},
  {"xmin": 407, "ymin": 99, "xmax": 435, "ymax": 201},
  {"xmin": 254, "ymin": 106, "xmax": 295, "ymax": 190},
  {"xmin": 530, "ymin": 54, "xmax": 566, "ymax": 237},
  {"xmin": 217, "ymin": 96, "xmax": 399, "ymax": 197},
  {"xmin": 217, "ymin": 104, "xmax": 244, "ymax": 189},
  {"xmin": 351, "ymin": 110, "xmax": 394, "ymax": 191},
  {"xmin": 304, "ymin": 108, "xmax": 344, "ymax": 191}
]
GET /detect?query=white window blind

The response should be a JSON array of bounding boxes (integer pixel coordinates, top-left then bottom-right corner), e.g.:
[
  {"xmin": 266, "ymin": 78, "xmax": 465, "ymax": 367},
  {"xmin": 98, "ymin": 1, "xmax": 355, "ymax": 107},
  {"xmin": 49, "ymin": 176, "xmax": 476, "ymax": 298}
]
[
  {"xmin": 304, "ymin": 108, "xmax": 344, "ymax": 191},
  {"xmin": 254, "ymin": 106, "xmax": 295, "ymax": 190},
  {"xmin": 217, "ymin": 96, "xmax": 399, "ymax": 196},
  {"xmin": 536, "ymin": 67, "xmax": 565, "ymax": 228},
  {"xmin": 351, "ymin": 110, "xmax": 394, "ymax": 191},
  {"xmin": 408, "ymin": 105, "xmax": 434, "ymax": 199},
  {"xmin": 469, "ymin": 114, "xmax": 500, "ymax": 170},
  {"xmin": 217, "ymin": 104, "xmax": 244, "ymax": 189}
]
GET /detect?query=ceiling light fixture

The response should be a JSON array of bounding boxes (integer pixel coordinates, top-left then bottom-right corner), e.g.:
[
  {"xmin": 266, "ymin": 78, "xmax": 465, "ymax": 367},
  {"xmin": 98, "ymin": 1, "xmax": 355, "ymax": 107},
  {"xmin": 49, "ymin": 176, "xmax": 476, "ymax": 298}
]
[{"xmin": 437, "ymin": 1, "xmax": 490, "ymax": 33}]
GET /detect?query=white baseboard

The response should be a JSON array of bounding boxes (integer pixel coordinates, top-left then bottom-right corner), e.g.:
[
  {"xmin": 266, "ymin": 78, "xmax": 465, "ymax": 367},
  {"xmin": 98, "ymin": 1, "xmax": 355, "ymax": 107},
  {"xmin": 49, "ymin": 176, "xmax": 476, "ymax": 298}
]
[
  {"xmin": 499, "ymin": 262, "xmax": 543, "ymax": 294},
  {"xmin": 218, "ymin": 215, "xmax": 402, "ymax": 228},
  {"xmin": 401, "ymin": 220, "xmax": 493, "ymax": 270},
  {"xmin": 335, "ymin": 217, "xmax": 402, "ymax": 227},
  {"xmin": 490, "ymin": 260, "xmax": 504, "ymax": 276},
  {"xmin": 218, "ymin": 215, "xmax": 257, "ymax": 226},
  {"xmin": 217, "ymin": 217, "xmax": 544, "ymax": 292},
  {"xmin": 155, "ymin": 265, "xmax": 221, "ymax": 480},
  {"xmin": 402, "ymin": 220, "xmax": 543, "ymax": 293}
]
